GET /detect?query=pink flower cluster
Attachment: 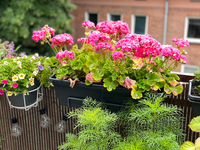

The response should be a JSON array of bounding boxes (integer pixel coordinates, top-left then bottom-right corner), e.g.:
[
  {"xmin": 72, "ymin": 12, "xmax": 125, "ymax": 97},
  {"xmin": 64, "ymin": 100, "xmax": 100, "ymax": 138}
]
[
  {"xmin": 172, "ymin": 38, "xmax": 189, "ymax": 47},
  {"xmin": 82, "ymin": 21, "xmax": 95, "ymax": 29},
  {"xmin": 112, "ymin": 51, "xmax": 124, "ymax": 60},
  {"xmin": 96, "ymin": 21, "xmax": 130, "ymax": 38},
  {"xmin": 95, "ymin": 42, "xmax": 114, "ymax": 51},
  {"xmin": 86, "ymin": 72, "xmax": 94, "ymax": 83},
  {"xmin": 78, "ymin": 31, "xmax": 110, "ymax": 46},
  {"xmin": 32, "ymin": 25, "xmax": 55, "ymax": 42},
  {"xmin": 115, "ymin": 34, "xmax": 162, "ymax": 58},
  {"xmin": 52, "ymin": 33, "xmax": 74, "ymax": 47},
  {"xmin": 56, "ymin": 50, "xmax": 75, "ymax": 63},
  {"xmin": 161, "ymin": 45, "xmax": 187, "ymax": 63}
]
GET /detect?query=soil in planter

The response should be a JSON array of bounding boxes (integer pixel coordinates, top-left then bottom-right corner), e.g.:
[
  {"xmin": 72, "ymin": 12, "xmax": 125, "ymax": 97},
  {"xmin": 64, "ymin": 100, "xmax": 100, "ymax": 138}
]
[{"xmin": 191, "ymin": 86, "xmax": 200, "ymax": 96}]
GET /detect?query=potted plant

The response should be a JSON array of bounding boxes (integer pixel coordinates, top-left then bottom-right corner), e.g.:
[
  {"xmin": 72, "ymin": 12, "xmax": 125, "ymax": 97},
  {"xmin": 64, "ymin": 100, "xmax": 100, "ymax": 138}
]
[
  {"xmin": 0, "ymin": 52, "xmax": 56, "ymax": 110},
  {"xmin": 32, "ymin": 21, "xmax": 189, "ymax": 111},
  {"xmin": 188, "ymin": 72, "xmax": 200, "ymax": 117}
]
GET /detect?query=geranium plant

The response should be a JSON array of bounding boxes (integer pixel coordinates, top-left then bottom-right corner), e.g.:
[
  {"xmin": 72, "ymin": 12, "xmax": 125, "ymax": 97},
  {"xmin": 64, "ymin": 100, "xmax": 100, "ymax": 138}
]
[
  {"xmin": 0, "ymin": 53, "xmax": 56, "ymax": 96},
  {"xmin": 32, "ymin": 21, "xmax": 189, "ymax": 99}
]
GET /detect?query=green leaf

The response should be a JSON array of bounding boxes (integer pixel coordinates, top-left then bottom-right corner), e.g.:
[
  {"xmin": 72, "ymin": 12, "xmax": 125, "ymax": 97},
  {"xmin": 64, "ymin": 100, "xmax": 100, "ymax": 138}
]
[
  {"xmin": 180, "ymin": 141, "xmax": 195, "ymax": 150},
  {"xmin": 131, "ymin": 85, "xmax": 142, "ymax": 99},
  {"xmin": 195, "ymin": 137, "xmax": 200, "ymax": 150},
  {"xmin": 103, "ymin": 78, "xmax": 118, "ymax": 91},
  {"xmin": 85, "ymin": 79, "xmax": 92, "ymax": 86},
  {"xmin": 164, "ymin": 84, "xmax": 183, "ymax": 96},
  {"xmin": 92, "ymin": 69, "xmax": 103, "ymax": 81},
  {"xmin": 170, "ymin": 84, "xmax": 183, "ymax": 96},
  {"xmin": 86, "ymin": 53, "xmax": 101, "ymax": 69},
  {"xmin": 189, "ymin": 116, "xmax": 200, "ymax": 132},
  {"xmin": 168, "ymin": 77, "xmax": 179, "ymax": 86},
  {"xmin": 170, "ymin": 73, "xmax": 180, "ymax": 80},
  {"xmin": 164, "ymin": 84, "xmax": 171, "ymax": 94},
  {"xmin": 146, "ymin": 72, "xmax": 161, "ymax": 86}
]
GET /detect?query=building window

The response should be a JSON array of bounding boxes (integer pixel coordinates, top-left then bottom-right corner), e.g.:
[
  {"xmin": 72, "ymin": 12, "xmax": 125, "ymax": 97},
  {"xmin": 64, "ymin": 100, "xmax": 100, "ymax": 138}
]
[
  {"xmin": 181, "ymin": 64, "xmax": 199, "ymax": 74},
  {"xmin": 184, "ymin": 17, "xmax": 200, "ymax": 43},
  {"xmin": 131, "ymin": 15, "xmax": 148, "ymax": 34},
  {"xmin": 85, "ymin": 12, "xmax": 98, "ymax": 26},
  {"xmin": 107, "ymin": 13, "xmax": 122, "ymax": 21}
]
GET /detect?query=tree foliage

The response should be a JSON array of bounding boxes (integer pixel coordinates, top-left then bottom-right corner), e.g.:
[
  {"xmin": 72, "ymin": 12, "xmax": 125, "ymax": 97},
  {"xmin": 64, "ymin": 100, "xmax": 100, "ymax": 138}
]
[{"xmin": 0, "ymin": 0, "xmax": 76, "ymax": 55}]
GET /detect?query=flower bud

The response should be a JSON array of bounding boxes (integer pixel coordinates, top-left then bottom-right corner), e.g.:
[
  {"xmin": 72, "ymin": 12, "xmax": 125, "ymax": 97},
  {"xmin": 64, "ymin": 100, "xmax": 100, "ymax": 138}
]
[{"xmin": 41, "ymin": 41, "xmax": 44, "ymax": 45}]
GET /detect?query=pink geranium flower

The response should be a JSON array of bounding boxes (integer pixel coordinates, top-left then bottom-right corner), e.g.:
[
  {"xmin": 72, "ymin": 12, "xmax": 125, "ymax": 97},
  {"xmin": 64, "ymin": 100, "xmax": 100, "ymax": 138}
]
[
  {"xmin": 52, "ymin": 33, "xmax": 74, "ymax": 46},
  {"xmin": 112, "ymin": 51, "xmax": 124, "ymax": 60},
  {"xmin": 82, "ymin": 20, "xmax": 96, "ymax": 29},
  {"xmin": 12, "ymin": 83, "xmax": 18, "ymax": 88},
  {"xmin": 2, "ymin": 80, "xmax": 8, "ymax": 84},
  {"xmin": 86, "ymin": 72, "xmax": 94, "ymax": 83}
]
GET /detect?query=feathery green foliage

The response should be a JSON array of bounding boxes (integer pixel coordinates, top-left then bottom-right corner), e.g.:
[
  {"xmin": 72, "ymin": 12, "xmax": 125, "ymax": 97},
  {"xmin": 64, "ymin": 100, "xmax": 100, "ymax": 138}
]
[
  {"xmin": 118, "ymin": 93, "xmax": 184, "ymax": 150},
  {"xmin": 59, "ymin": 94, "xmax": 184, "ymax": 150},
  {"xmin": 58, "ymin": 98, "xmax": 121, "ymax": 150}
]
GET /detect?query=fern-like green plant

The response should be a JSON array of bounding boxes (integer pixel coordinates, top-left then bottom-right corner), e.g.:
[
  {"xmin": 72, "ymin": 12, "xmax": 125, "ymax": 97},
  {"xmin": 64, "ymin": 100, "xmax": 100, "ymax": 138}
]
[
  {"xmin": 58, "ymin": 98, "xmax": 121, "ymax": 150},
  {"xmin": 118, "ymin": 93, "xmax": 184, "ymax": 150},
  {"xmin": 59, "ymin": 94, "xmax": 184, "ymax": 150}
]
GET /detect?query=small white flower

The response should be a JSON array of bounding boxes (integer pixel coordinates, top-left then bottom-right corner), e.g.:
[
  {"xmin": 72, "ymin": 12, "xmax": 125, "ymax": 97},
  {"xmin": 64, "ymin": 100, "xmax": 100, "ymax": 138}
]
[
  {"xmin": 4, "ymin": 61, "xmax": 8, "ymax": 65},
  {"xmin": 17, "ymin": 57, "xmax": 20, "ymax": 59},
  {"xmin": 31, "ymin": 56, "xmax": 36, "ymax": 59},
  {"xmin": 29, "ymin": 77, "xmax": 34, "ymax": 82},
  {"xmin": 33, "ymin": 70, "xmax": 38, "ymax": 76},
  {"xmin": 37, "ymin": 61, "xmax": 41, "ymax": 66},
  {"xmin": 18, "ymin": 73, "xmax": 25, "ymax": 79},
  {"xmin": 16, "ymin": 61, "xmax": 21, "ymax": 64},
  {"xmin": 35, "ymin": 53, "xmax": 39, "ymax": 57},
  {"xmin": 26, "ymin": 84, "xmax": 29, "ymax": 88},
  {"xmin": 30, "ymin": 82, "xmax": 34, "ymax": 86},
  {"xmin": 18, "ymin": 64, "xmax": 22, "ymax": 68},
  {"xmin": 46, "ymin": 57, "xmax": 49, "ymax": 59},
  {"xmin": 22, "ymin": 55, "xmax": 27, "ymax": 59},
  {"xmin": 12, "ymin": 75, "xmax": 18, "ymax": 81},
  {"xmin": 13, "ymin": 58, "xmax": 17, "ymax": 62}
]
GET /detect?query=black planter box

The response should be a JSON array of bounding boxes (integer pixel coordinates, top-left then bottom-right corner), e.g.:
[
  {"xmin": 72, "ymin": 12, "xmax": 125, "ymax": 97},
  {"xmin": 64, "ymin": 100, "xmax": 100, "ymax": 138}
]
[
  {"xmin": 188, "ymin": 79, "xmax": 200, "ymax": 117},
  {"xmin": 49, "ymin": 74, "xmax": 165, "ymax": 112},
  {"xmin": 7, "ymin": 79, "xmax": 40, "ymax": 108}
]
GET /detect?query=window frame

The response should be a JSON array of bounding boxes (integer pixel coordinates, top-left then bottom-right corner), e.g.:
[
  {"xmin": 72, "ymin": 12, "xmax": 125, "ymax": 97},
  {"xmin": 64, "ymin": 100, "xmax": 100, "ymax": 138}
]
[
  {"xmin": 181, "ymin": 64, "xmax": 199, "ymax": 74},
  {"xmin": 107, "ymin": 13, "xmax": 122, "ymax": 21},
  {"xmin": 131, "ymin": 14, "xmax": 148, "ymax": 35},
  {"xmin": 85, "ymin": 12, "xmax": 99, "ymax": 25},
  {"xmin": 184, "ymin": 16, "xmax": 200, "ymax": 43}
]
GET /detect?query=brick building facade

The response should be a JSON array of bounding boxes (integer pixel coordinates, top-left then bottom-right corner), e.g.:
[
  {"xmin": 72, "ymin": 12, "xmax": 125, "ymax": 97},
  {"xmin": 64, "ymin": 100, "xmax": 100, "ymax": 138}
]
[{"xmin": 70, "ymin": 0, "xmax": 200, "ymax": 73}]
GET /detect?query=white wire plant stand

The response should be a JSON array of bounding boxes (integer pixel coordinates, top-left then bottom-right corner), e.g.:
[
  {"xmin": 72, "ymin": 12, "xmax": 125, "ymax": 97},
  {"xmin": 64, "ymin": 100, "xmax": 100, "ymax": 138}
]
[{"xmin": 6, "ymin": 83, "xmax": 43, "ymax": 111}]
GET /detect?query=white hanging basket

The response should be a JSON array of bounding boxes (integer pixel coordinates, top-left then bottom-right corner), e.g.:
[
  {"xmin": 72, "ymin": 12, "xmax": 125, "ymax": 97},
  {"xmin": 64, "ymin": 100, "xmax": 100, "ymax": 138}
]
[{"xmin": 6, "ymin": 83, "xmax": 43, "ymax": 111}]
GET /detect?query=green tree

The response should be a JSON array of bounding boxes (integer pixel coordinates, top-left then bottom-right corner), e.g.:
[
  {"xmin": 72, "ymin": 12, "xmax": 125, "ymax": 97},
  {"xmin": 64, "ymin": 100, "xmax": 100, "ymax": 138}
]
[{"xmin": 0, "ymin": 0, "xmax": 76, "ymax": 56}]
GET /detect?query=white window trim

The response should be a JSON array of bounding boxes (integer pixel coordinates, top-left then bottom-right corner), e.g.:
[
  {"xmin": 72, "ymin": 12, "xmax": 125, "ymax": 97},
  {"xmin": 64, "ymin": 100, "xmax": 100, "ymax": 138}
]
[
  {"xmin": 184, "ymin": 16, "xmax": 200, "ymax": 43},
  {"xmin": 85, "ymin": 12, "xmax": 99, "ymax": 22},
  {"xmin": 131, "ymin": 14, "xmax": 148, "ymax": 35},
  {"xmin": 181, "ymin": 64, "xmax": 199, "ymax": 75},
  {"xmin": 107, "ymin": 13, "xmax": 122, "ymax": 21}
]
